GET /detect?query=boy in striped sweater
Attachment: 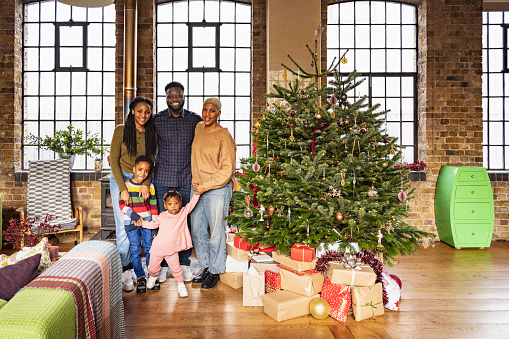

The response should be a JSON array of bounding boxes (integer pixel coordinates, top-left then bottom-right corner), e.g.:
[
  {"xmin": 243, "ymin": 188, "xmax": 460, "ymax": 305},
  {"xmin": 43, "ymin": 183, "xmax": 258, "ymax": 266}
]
[{"xmin": 119, "ymin": 155, "xmax": 159, "ymax": 293}]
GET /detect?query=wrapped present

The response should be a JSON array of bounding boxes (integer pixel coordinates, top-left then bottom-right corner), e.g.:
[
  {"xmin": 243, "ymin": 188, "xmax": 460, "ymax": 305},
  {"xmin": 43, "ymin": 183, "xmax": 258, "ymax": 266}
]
[
  {"xmin": 351, "ymin": 283, "xmax": 384, "ymax": 321},
  {"xmin": 220, "ymin": 272, "xmax": 243, "ymax": 289},
  {"xmin": 381, "ymin": 269, "xmax": 401, "ymax": 311},
  {"xmin": 265, "ymin": 270, "xmax": 281, "ymax": 293},
  {"xmin": 327, "ymin": 262, "xmax": 376, "ymax": 287},
  {"xmin": 243, "ymin": 267, "xmax": 265, "ymax": 306},
  {"xmin": 262, "ymin": 290, "xmax": 320, "ymax": 322},
  {"xmin": 225, "ymin": 255, "xmax": 249, "ymax": 273},
  {"xmin": 272, "ymin": 252, "xmax": 317, "ymax": 272},
  {"xmin": 290, "ymin": 243, "xmax": 315, "ymax": 262},
  {"xmin": 320, "ymin": 278, "xmax": 351, "ymax": 323},
  {"xmin": 234, "ymin": 236, "xmax": 259, "ymax": 251},
  {"xmin": 250, "ymin": 261, "xmax": 280, "ymax": 274},
  {"xmin": 226, "ymin": 232, "xmax": 236, "ymax": 242},
  {"xmin": 280, "ymin": 266, "xmax": 324, "ymax": 297},
  {"xmin": 226, "ymin": 242, "xmax": 250, "ymax": 261}
]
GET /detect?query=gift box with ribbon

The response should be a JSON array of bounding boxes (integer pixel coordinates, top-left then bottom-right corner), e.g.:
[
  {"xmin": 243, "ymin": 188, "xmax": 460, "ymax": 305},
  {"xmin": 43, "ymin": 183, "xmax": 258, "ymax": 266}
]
[
  {"xmin": 279, "ymin": 266, "xmax": 324, "ymax": 297},
  {"xmin": 264, "ymin": 270, "xmax": 281, "ymax": 293},
  {"xmin": 290, "ymin": 243, "xmax": 315, "ymax": 262},
  {"xmin": 234, "ymin": 236, "xmax": 259, "ymax": 251},
  {"xmin": 272, "ymin": 252, "xmax": 317, "ymax": 272},
  {"xmin": 326, "ymin": 255, "xmax": 376, "ymax": 287},
  {"xmin": 320, "ymin": 278, "xmax": 351, "ymax": 323},
  {"xmin": 250, "ymin": 261, "xmax": 280, "ymax": 274},
  {"xmin": 243, "ymin": 267, "xmax": 265, "ymax": 306},
  {"xmin": 351, "ymin": 282, "xmax": 384, "ymax": 321},
  {"xmin": 262, "ymin": 290, "xmax": 320, "ymax": 322},
  {"xmin": 220, "ymin": 272, "xmax": 243, "ymax": 289},
  {"xmin": 226, "ymin": 242, "xmax": 250, "ymax": 261}
]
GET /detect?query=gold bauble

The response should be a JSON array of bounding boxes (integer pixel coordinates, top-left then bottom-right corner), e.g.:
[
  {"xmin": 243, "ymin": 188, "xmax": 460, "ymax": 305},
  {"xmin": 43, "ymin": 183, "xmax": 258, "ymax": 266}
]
[
  {"xmin": 382, "ymin": 161, "xmax": 388, "ymax": 168},
  {"xmin": 309, "ymin": 298, "xmax": 330, "ymax": 320},
  {"xmin": 268, "ymin": 206, "xmax": 275, "ymax": 216},
  {"xmin": 314, "ymin": 112, "xmax": 322, "ymax": 120},
  {"xmin": 335, "ymin": 212, "xmax": 344, "ymax": 222}
]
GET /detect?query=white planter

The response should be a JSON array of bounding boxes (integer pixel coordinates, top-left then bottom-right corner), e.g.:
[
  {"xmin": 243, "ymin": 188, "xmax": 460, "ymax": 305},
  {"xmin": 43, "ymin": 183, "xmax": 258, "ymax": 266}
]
[{"xmin": 57, "ymin": 153, "xmax": 76, "ymax": 168}]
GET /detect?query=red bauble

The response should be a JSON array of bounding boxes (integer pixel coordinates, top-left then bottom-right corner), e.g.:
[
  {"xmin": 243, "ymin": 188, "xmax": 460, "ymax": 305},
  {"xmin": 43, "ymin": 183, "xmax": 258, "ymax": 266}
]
[
  {"xmin": 390, "ymin": 274, "xmax": 402, "ymax": 289},
  {"xmin": 265, "ymin": 224, "xmax": 270, "ymax": 230},
  {"xmin": 229, "ymin": 206, "xmax": 234, "ymax": 214}
]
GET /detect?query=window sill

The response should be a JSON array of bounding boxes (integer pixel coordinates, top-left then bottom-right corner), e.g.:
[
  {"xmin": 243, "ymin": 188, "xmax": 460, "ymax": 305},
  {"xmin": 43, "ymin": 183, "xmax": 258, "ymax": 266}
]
[{"xmin": 15, "ymin": 170, "xmax": 110, "ymax": 182}]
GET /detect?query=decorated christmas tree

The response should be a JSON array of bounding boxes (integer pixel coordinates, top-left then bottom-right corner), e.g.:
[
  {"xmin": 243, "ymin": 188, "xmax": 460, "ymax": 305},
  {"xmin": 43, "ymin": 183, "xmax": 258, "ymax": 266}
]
[{"xmin": 228, "ymin": 46, "xmax": 431, "ymax": 263}]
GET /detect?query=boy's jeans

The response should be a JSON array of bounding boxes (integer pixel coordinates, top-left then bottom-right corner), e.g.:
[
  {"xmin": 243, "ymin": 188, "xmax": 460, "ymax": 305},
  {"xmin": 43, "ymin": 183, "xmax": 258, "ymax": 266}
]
[
  {"xmin": 110, "ymin": 169, "xmax": 135, "ymax": 266},
  {"xmin": 126, "ymin": 226, "xmax": 153, "ymax": 279},
  {"xmin": 190, "ymin": 182, "xmax": 232, "ymax": 274}
]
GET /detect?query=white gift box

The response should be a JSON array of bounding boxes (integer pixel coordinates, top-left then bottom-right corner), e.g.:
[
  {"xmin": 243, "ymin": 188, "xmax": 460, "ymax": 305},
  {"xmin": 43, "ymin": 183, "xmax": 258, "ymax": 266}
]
[{"xmin": 225, "ymin": 254, "xmax": 249, "ymax": 273}]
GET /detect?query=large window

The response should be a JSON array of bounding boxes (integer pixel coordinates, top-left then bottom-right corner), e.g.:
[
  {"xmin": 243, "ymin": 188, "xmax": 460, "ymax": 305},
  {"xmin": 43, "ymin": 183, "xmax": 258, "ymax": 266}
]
[
  {"xmin": 156, "ymin": 0, "xmax": 252, "ymax": 162},
  {"xmin": 327, "ymin": 1, "xmax": 417, "ymax": 163},
  {"xmin": 483, "ymin": 11, "xmax": 509, "ymax": 170},
  {"xmin": 22, "ymin": 0, "xmax": 115, "ymax": 170}
]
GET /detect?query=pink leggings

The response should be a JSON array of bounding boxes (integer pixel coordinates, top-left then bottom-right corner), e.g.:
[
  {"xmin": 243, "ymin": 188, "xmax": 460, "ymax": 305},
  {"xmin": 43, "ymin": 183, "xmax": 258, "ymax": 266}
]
[{"xmin": 148, "ymin": 251, "xmax": 183, "ymax": 283}]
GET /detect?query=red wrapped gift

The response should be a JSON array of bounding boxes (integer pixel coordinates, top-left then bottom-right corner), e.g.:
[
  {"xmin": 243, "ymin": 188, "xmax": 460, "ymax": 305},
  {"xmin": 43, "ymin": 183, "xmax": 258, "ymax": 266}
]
[
  {"xmin": 320, "ymin": 278, "xmax": 351, "ymax": 323},
  {"xmin": 290, "ymin": 243, "xmax": 315, "ymax": 262},
  {"xmin": 265, "ymin": 270, "xmax": 281, "ymax": 293},
  {"xmin": 234, "ymin": 236, "xmax": 259, "ymax": 251}
]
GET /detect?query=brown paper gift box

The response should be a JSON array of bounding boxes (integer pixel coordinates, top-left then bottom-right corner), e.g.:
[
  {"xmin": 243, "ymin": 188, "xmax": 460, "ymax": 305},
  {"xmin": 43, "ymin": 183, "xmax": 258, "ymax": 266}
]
[
  {"xmin": 262, "ymin": 290, "xmax": 320, "ymax": 322},
  {"xmin": 351, "ymin": 283, "xmax": 385, "ymax": 321},
  {"xmin": 250, "ymin": 261, "xmax": 280, "ymax": 274},
  {"xmin": 220, "ymin": 272, "xmax": 243, "ymax": 289},
  {"xmin": 280, "ymin": 268, "xmax": 324, "ymax": 297},
  {"xmin": 327, "ymin": 262, "xmax": 376, "ymax": 287},
  {"xmin": 226, "ymin": 242, "xmax": 250, "ymax": 261},
  {"xmin": 226, "ymin": 233, "xmax": 236, "ymax": 242},
  {"xmin": 272, "ymin": 252, "xmax": 317, "ymax": 272}
]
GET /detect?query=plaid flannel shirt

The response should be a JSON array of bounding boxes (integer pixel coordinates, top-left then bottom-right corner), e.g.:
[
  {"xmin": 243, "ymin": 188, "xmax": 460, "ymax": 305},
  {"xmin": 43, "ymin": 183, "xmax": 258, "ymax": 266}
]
[{"xmin": 152, "ymin": 108, "xmax": 202, "ymax": 187}]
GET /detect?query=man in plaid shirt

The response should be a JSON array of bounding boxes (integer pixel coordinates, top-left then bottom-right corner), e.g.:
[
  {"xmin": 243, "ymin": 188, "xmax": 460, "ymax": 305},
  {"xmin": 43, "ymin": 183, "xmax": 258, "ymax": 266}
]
[{"xmin": 152, "ymin": 81, "xmax": 202, "ymax": 283}]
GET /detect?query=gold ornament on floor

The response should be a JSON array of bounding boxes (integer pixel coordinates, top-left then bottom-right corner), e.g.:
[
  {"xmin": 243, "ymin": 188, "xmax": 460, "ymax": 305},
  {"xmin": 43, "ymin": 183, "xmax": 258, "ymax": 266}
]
[
  {"xmin": 335, "ymin": 211, "xmax": 344, "ymax": 222},
  {"xmin": 309, "ymin": 298, "xmax": 330, "ymax": 320}
]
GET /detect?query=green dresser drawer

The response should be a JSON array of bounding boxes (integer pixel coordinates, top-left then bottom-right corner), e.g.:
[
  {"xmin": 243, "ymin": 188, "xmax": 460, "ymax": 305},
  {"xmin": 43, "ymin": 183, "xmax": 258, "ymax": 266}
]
[
  {"xmin": 457, "ymin": 171, "xmax": 488, "ymax": 182},
  {"xmin": 454, "ymin": 185, "xmax": 493, "ymax": 200},
  {"xmin": 453, "ymin": 202, "xmax": 492, "ymax": 220},
  {"xmin": 454, "ymin": 223, "xmax": 491, "ymax": 245}
]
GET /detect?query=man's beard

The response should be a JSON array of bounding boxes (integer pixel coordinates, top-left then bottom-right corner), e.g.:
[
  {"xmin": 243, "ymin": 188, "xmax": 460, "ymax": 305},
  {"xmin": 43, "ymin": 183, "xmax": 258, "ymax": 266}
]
[{"xmin": 168, "ymin": 102, "xmax": 184, "ymax": 113}]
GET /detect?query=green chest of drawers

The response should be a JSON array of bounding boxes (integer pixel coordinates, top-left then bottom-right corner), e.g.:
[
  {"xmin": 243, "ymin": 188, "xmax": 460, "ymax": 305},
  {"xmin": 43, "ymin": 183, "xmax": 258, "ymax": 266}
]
[{"xmin": 434, "ymin": 165, "xmax": 494, "ymax": 248}]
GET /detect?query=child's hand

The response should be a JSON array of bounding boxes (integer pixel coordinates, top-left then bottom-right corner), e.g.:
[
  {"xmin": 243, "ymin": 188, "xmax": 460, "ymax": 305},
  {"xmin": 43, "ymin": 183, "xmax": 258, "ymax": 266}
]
[
  {"xmin": 135, "ymin": 218, "xmax": 143, "ymax": 227},
  {"xmin": 192, "ymin": 182, "xmax": 205, "ymax": 195}
]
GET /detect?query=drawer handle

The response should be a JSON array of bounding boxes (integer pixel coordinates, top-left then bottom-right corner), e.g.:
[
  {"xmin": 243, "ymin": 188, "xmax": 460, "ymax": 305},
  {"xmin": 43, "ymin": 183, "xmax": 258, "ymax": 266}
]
[
  {"xmin": 471, "ymin": 175, "xmax": 475, "ymax": 178},
  {"xmin": 472, "ymin": 210, "xmax": 475, "ymax": 213},
  {"xmin": 471, "ymin": 191, "xmax": 475, "ymax": 194},
  {"xmin": 472, "ymin": 232, "xmax": 476, "ymax": 236}
]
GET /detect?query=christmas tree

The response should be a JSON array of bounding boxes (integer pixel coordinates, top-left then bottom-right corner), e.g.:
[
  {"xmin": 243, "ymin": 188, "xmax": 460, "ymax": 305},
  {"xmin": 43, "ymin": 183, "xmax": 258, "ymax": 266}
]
[{"xmin": 228, "ymin": 46, "xmax": 432, "ymax": 263}]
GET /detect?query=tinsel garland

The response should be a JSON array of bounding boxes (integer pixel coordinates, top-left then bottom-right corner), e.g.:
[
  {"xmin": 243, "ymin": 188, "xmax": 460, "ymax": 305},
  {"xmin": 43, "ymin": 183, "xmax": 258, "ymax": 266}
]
[{"xmin": 316, "ymin": 249, "xmax": 388, "ymax": 305}]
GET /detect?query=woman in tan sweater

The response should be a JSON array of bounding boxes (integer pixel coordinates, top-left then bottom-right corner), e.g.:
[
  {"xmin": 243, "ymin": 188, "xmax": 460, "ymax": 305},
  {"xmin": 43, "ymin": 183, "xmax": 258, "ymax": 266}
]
[
  {"xmin": 110, "ymin": 96, "xmax": 157, "ymax": 292},
  {"xmin": 190, "ymin": 97, "xmax": 236, "ymax": 291}
]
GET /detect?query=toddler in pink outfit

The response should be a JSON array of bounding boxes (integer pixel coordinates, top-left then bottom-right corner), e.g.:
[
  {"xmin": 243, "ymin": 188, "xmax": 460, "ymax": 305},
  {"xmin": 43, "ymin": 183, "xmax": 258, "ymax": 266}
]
[{"xmin": 142, "ymin": 190, "xmax": 200, "ymax": 297}]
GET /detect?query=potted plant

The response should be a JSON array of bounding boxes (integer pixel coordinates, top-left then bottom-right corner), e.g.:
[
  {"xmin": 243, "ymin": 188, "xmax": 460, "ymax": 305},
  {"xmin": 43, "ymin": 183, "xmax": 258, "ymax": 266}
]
[
  {"xmin": 93, "ymin": 146, "xmax": 109, "ymax": 172},
  {"xmin": 27, "ymin": 125, "xmax": 106, "ymax": 167},
  {"xmin": 2, "ymin": 215, "xmax": 61, "ymax": 249}
]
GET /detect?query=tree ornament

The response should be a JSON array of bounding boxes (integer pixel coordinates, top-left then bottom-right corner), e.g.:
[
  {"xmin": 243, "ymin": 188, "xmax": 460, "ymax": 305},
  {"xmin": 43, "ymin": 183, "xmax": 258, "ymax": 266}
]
[
  {"xmin": 398, "ymin": 189, "xmax": 407, "ymax": 202},
  {"xmin": 236, "ymin": 183, "xmax": 241, "ymax": 191},
  {"xmin": 335, "ymin": 212, "xmax": 344, "ymax": 222},
  {"xmin": 229, "ymin": 204, "xmax": 234, "ymax": 214},
  {"xmin": 367, "ymin": 185, "xmax": 378, "ymax": 197},
  {"xmin": 382, "ymin": 161, "xmax": 388, "ymax": 168},
  {"xmin": 322, "ymin": 168, "xmax": 326, "ymax": 181},
  {"xmin": 271, "ymin": 104, "xmax": 277, "ymax": 114},
  {"xmin": 244, "ymin": 196, "xmax": 253, "ymax": 219},
  {"xmin": 309, "ymin": 298, "xmax": 330, "ymax": 320},
  {"xmin": 306, "ymin": 219, "xmax": 310, "ymax": 237},
  {"xmin": 265, "ymin": 224, "xmax": 270, "ymax": 230},
  {"xmin": 283, "ymin": 67, "xmax": 287, "ymax": 79},
  {"xmin": 390, "ymin": 144, "xmax": 396, "ymax": 155},
  {"xmin": 329, "ymin": 94, "xmax": 338, "ymax": 105},
  {"xmin": 268, "ymin": 205, "xmax": 275, "ymax": 216},
  {"xmin": 377, "ymin": 229, "xmax": 384, "ymax": 247},
  {"xmin": 341, "ymin": 57, "xmax": 348, "ymax": 64},
  {"xmin": 252, "ymin": 154, "xmax": 260, "ymax": 172},
  {"xmin": 259, "ymin": 204, "xmax": 266, "ymax": 221},
  {"xmin": 280, "ymin": 100, "xmax": 290, "ymax": 111},
  {"xmin": 340, "ymin": 93, "xmax": 347, "ymax": 102},
  {"xmin": 314, "ymin": 112, "xmax": 322, "ymax": 120}
]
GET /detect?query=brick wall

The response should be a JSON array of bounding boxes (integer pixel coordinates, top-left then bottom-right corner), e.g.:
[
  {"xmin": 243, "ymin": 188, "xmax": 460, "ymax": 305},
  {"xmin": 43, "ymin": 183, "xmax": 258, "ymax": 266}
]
[{"xmin": 1, "ymin": 0, "xmax": 508, "ymax": 243}]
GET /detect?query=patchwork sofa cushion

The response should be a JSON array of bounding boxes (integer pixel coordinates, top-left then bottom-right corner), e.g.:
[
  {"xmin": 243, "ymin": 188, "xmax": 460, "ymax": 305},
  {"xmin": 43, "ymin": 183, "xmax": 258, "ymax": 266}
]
[
  {"xmin": 0, "ymin": 253, "xmax": 41, "ymax": 301},
  {"xmin": 16, "ymin": 237, "xmax": 52, "ymax": 272}
]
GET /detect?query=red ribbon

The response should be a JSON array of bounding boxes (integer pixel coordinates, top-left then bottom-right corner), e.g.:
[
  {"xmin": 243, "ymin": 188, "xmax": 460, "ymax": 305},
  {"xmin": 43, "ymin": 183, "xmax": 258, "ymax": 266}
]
[
  {"xmin": 249, "ymin": 183, "xmax": 260, "ymax": 208},
  {"xmin": 311, "ymin": 123, "xmax": 330, "ymax": 154}
]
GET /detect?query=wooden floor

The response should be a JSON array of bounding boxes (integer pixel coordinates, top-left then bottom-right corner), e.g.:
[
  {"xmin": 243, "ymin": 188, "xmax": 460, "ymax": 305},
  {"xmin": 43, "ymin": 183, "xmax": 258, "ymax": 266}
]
[{"xmin": 121, "ymin": 241, "xmax": 509, "ymax": 339}]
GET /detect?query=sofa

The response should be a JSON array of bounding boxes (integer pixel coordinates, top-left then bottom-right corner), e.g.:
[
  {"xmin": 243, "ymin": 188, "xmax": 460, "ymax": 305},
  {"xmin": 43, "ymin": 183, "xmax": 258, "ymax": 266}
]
[{"xmin": 0, "ymin": 240, "xmax": 124, "ymax": 338}]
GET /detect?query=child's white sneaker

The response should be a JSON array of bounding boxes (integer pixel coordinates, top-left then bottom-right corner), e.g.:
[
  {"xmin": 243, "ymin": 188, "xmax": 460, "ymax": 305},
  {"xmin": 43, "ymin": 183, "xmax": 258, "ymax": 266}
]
[
  {"xmin": 147, "ymin": 276, "xmax": 157, "ymax": 289},
  {"xmin": 122, "ymin": 270, "xmax": 134, "ymax": 292},
  {"xmin": 182, "ymin": 265, "xmax": 193, "ymax": 282},
  {"xmin": 159, "ymin": 267, "xmax": 169, "ymax": 283},
  {"xmin": 178, "ymin": 282, "xmax": 188, "ymax": 298}
]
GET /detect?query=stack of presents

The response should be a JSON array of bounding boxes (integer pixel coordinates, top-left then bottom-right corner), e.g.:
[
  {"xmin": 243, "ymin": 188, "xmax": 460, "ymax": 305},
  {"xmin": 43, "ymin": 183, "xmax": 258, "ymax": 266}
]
[{"xmin": 222, "ymin": 231, "xmax": 401, "ymax": 323}]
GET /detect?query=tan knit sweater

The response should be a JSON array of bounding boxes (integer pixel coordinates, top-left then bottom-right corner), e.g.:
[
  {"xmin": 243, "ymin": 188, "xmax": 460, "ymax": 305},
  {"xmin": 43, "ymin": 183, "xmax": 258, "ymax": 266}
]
[
  {"xmin": 110, "ymin": 124, "xmax": 156, "ymax": 193},
  {"xmin": 191, "ymin": 122, "xmax": 236, "ymax": 192}
]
